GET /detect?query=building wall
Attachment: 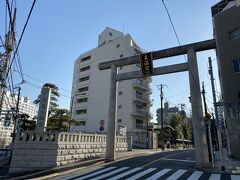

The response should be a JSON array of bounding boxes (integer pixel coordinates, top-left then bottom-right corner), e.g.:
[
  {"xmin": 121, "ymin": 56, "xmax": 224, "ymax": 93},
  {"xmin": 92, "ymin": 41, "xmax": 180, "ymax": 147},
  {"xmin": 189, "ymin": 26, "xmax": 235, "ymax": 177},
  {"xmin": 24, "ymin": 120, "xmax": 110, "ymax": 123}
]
[
  {"xmin": 71, "ymin": 27, "xmax": 151, "ymax": 147},
  {"xmin": 9, "ymin": 131, "xmax": 131, "ymax": 175},
  {"xmin": 213, "ymin": 2, "xmax": 240, "ymax": 158},
  {"xmin": 0, "ymin": 91, "xmax": 38, "ymax": 147}
]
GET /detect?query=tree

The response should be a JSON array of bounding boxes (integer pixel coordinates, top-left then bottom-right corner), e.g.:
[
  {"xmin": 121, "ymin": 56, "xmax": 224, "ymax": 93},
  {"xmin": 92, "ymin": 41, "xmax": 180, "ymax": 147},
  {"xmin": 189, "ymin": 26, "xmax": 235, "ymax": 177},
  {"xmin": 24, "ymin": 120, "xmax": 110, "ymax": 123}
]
[
  {"xmin": 46, "ymin": 108, "xmax": 71, "ymax": 131},
  {"xmin": 34, "ymin": 83, "xmax": 60, "ymax": 117},
  {"xmin": 18, "ymin": 113, "xmax": 36, "ymax": 131},
  {"xmin": 182, "ymin": 124, "xmax": 192, "ymax": 140},
  {"xmin": 169, "ymin": 114, "xmax": 182, "ymax": 144}
]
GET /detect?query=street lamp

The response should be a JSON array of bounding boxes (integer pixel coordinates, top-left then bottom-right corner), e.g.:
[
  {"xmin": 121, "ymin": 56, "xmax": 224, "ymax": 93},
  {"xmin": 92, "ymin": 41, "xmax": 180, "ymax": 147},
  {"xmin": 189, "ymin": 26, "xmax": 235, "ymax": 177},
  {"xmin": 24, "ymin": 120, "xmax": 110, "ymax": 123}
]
[{"xmin": 69, "ymin": 92, "xmax": 87, "ymax": 131}]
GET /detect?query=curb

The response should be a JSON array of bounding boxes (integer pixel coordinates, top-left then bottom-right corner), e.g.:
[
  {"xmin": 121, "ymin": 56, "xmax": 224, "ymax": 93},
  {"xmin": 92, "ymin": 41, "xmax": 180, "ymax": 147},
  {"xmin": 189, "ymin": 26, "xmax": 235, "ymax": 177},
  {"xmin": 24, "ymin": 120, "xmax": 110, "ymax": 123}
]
[{"xmin": 6, "ymin": 158, "xmax": 106, "ymax": 180}]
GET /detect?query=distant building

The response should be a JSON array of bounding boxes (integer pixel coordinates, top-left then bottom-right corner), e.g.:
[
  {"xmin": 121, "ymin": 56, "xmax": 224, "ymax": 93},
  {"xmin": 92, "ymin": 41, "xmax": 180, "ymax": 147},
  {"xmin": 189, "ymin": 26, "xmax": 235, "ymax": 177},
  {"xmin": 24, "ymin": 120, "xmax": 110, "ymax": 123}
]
[
  {"xmin": 0, "ymin": 91, "xmax": 38, "ymax": 147},
  {"xmin": 71, "ymin": 27, "xmax": 152, "ymax": 148},
  {"xmin": 211, "ymin": 0, "xmax": 240, "ymax": 158},
  {"xmin": 156, "ymin": 102, "xmax": 181, "ymax": 126}
]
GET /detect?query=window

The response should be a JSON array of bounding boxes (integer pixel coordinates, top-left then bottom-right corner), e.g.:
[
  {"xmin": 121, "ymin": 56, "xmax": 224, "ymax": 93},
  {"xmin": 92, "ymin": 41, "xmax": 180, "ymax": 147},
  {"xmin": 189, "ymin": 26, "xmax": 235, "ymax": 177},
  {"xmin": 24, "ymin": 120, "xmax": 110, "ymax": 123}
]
[
  {"xmin": 80, "ymin": 66, "xmax": 90, "ymax": 72},
  {"xmin": 118, "ymin": 119, "xmax": 122, "ymax": 123},
  {"xmin": 229, "ymin": 28, "xmax": 240, "ymax": 40},
  {"xmin": 119, "ymin": 91, "xmax": 122, "ymax": 95},
  {"xmin": 76, "ymin": 109, "xmax": 87, "ymax": 114},
  {"xmin": 136, "ymin": 119, "xmax": 143, "ymax": 124},
  {"xmin": 81, "ymin": 55, "xmax": 91, "ymax": 62},
  {"xmin": 79, "ymin": 121, "xmax": 86, "ymax": 126},
  {"xmin": 136, "ymin": 91, "xmax": 143, "ymax": 96},
  {"xmin": 78, "ymin": 87, "xmax": 88, "ymax": 93},
  {"xmin": 116, "ymin": 44, "xmax": 120, "ymax": 48},
  {"xmin": 120, "ymin": 54, "xmax": 124, "ymax": 58},
  {"xmin": 79, "ymin": 76, "xmax": 89, "ymax": 82},
  {"xmin": 109, "ymin": 32, "xmax": 113, "ymax": 36},
  {"xmin": 77, "ymin": 98, "xmax": 88, "ymax": 103},
  {"xmin": 136, "ymin": 104, "xmax": 143, "ymax": 109},
  {"xmin": 136, "ymin": 119, "xmax": 145, "ymax": 129},
  {"xmin": 233, "ymin": 59, "xmax": 240, "ymax": 73}
]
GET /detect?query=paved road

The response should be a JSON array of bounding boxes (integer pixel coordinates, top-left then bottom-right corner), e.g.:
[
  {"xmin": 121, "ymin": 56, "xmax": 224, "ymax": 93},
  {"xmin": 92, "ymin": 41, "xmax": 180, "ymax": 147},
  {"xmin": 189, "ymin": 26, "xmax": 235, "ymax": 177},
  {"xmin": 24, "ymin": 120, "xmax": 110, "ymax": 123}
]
[{"xmin": 58, "ymin": 149, "xmax": 240, "ymax": 180}]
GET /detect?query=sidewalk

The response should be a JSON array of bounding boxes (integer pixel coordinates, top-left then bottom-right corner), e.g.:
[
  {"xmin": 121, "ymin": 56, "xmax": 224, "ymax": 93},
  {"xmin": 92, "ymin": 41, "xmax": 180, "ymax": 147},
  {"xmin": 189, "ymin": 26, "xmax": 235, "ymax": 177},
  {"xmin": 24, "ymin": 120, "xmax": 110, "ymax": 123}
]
[{"xmin": 213, "ymin": 148, "xmax": 240, "ymax": 174}]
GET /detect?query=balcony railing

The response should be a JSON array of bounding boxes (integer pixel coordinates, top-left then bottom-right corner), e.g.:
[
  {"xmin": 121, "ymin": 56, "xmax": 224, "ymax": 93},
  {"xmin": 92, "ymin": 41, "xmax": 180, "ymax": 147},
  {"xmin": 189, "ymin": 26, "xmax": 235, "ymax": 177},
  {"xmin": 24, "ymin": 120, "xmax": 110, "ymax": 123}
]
[
  {"xmin": 132, "ymin": 109, "xmax": 152, "ymax": 119},
  {"xmin": 135, "ymin": 94, "xmax": 150, "ymax": 103},
  {"xmin": 133, "ymin": 80, "xmax": 149, "ymax": 90},
  {"xmin": 136, "ymin": 123, "xmax": 147, "ymax": 130}
]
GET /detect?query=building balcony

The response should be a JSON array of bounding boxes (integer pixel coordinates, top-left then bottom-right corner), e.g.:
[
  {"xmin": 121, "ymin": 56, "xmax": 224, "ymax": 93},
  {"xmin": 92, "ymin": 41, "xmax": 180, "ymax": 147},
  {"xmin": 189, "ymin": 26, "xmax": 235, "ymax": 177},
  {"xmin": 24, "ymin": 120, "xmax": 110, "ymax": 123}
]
[
  {"xmin": 133, "ymin": 80, "xmax": 149, "ymax": 91},
  {"xmin": 132, "ymin": 109, "xmax": 152, "ymax": 119},
  {"xmin": 134, "ymin": 94, "xmax": 150, "ymax": 104},
  {"xmin": 136, "ymin": 123, "xmax": 147, "ymax": 130}
]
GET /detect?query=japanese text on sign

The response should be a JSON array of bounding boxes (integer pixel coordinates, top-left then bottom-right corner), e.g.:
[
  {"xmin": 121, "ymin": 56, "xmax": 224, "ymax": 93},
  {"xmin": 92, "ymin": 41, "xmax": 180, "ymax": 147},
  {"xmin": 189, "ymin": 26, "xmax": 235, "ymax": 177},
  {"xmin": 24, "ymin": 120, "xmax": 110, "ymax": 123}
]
[{"xmin": 140, "ymin": 52, "xmax": 154, "ymax": 75}]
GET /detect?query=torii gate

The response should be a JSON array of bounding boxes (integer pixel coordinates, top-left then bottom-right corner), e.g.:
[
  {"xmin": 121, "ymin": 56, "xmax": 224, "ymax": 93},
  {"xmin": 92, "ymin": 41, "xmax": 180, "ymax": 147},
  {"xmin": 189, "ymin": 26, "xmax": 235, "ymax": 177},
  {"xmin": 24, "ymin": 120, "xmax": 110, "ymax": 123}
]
[{"xmin": 99, "ymin": 39, "xmax": 216, "ymax": 168}]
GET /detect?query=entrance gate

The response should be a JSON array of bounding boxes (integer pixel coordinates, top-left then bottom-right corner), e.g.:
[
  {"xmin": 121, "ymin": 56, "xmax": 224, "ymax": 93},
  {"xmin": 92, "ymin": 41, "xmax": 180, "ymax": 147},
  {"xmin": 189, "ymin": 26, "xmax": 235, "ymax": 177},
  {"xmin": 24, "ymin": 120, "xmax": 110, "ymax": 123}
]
[{"xmin": 99, "ymin": 39, "xmax": 216, "ymax": 168}]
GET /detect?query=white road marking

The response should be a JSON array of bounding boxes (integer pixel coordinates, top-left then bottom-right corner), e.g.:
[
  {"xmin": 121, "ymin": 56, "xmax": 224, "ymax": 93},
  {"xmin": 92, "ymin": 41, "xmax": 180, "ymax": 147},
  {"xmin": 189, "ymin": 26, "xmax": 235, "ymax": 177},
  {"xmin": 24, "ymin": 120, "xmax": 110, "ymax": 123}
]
[
  {"xmin": 187, "ymin": 171, "xmax": 203, "ymax": 180},
  {"xmin": 107, "ymin": 167, "xmax": 142, "ymax": 180},
  {"xmin": 125, "ymin": 168, "xmax": 156, "ymax": 180},
  {"xmin": 231, "ymin": 175, "xmax": 240, "ymax": 180},
  {"xmin": 63, "ymin": 167, "xmax": 104, "ymax": 180},
  {"xmin": 145, "ymin": 168, "xmax": 171, "ymax": 180},
  {"xmin": 209, "ymin": 174, "xmax": 221, "ymax": 180},
  {"xmin": 74, "ymin": 167, "xmax": 116, "ymax": 180},
  {"xmin": 161, "ymin": 158, "xmax": 196, "ymax": 163},
  {"xmin": 166, "ymin": 169, "xmax": 187, "ymax": 180},
  {"xmin": 90, "ymin": 167, "xmax": 129, "ymax": 180}
]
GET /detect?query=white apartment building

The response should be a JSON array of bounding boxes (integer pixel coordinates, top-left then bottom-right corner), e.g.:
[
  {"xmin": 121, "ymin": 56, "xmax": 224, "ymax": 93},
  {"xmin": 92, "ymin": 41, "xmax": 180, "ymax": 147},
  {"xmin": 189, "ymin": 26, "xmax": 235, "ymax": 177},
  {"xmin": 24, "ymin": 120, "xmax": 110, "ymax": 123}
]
[
  {"xmin": 0, "ymin": 91, "xmax": 38, "ymax": 147},
  {"xmin": 71, "ymin": 27, "xmax": 152, "ymax": 148}
]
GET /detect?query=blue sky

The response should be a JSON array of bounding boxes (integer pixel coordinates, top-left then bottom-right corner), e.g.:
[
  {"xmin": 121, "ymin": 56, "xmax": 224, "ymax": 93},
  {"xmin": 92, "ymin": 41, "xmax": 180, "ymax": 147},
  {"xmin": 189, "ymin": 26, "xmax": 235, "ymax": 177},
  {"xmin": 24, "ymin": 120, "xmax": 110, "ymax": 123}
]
[{"xmin": 1, "ymin": 0, "xmax": 220, "ymax": 122}]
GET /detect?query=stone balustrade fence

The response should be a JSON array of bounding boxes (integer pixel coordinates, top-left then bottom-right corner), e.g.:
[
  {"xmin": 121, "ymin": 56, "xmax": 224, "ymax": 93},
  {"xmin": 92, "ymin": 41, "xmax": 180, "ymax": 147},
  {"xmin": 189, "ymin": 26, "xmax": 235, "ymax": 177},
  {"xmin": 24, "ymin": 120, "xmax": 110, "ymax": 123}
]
[{"xmin": 9, "ymin": 131, "xmax": 132, "ymax": 174}]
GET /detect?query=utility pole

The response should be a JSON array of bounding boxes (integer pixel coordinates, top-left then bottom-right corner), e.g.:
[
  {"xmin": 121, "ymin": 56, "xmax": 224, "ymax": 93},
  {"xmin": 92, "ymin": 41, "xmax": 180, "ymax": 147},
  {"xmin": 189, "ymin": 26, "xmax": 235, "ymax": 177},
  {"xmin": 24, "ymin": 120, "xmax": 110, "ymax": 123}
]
[
  {"xmin": 180, "ymin": 103, "xmax": 185, "ymax": 148},
  {"xmin": 157, "ymin": 84, "xmax": 165, "ymax": 150},
  {"xmin": 208, "ymin": 57, "xmax": 225, "ymax": 171},
  {"xmin": 201, "ymin": 82, "xmax": 214, "ymax": 165},
  {"xmin": 12, "ymin": 87, "xmax": 21, "ymax": 144},
  {"xmin": 0, "ymin": 8, "xmax": 16, "ymax": 114},
  {"xmin": 9, "ymin": 87, "xmax": 21, "ymax": 167}
]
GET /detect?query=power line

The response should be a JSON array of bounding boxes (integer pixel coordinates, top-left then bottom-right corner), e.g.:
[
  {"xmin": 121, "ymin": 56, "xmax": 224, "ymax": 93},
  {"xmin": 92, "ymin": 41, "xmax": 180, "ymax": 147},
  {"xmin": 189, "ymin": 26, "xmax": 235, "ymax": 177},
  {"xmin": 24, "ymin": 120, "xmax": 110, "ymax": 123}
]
[
  {"xmin": 161, "ymin": 0, "xmax": 200, "ymax": 88},
  {"xmin": 14, "ymin": 69, "xmax": 71, "ymax": 93},
  {"xmin": 24, "ymin": 81, "xmax": 71, "ymax": 99},
  {"xmin": 5, "ymin": 0, "xmax": 36, "ymax": 81}
]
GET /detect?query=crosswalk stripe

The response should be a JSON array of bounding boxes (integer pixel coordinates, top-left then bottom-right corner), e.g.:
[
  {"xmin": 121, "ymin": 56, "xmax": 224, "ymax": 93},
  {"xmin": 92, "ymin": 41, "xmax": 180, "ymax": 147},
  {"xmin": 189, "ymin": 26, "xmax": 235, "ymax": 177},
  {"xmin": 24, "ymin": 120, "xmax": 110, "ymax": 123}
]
[
  {"xmin": 74, "ymin": 166, "xmax": 116, "ymax": 180},
  {"xmin": 125, "ymin": 168, "xmax": 157, "ymax": 180},
  {"xmin": 209, "ymin": 174, "xmax": 221, "ymax": 180},
  {"xmin": 145, "ymin": 168, "xmax": 171, "ymax": 180},
  {"xmin": 107, "ymin": 167, "xmax": 143, "ymax": 180},
  {"xmin": 187, "ymin": 171, "xmax": 203, "ymax": 180},
  {"xmin": 90, "ymin": 167, "xmax": 129, "ymax": 180},
  {"xmin": 231, "ymin": 175, "xmax": 240, "ymax": 180},
  {"xmin": 64, "ymin": 167, "xmax": 104, "ymax": 180},
  {"xmin": 166, "ymin": 169, "xmax": 187, "ymax": 180}
]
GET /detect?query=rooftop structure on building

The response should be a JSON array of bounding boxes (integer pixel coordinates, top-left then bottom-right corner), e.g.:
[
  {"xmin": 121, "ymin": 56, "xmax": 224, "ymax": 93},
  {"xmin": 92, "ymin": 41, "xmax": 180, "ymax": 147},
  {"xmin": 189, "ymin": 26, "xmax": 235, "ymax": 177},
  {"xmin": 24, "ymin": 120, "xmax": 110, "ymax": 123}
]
[
  {"xmin": 156, "ymin": 102, "xmax": 181, "ymax": 126},
  {"xmin": 211, "ymin": 0, "xmax": 240, "ymax": 158},
  {"xmin": 71, "ymin": 27, "xmax": 152, "ymax": 148}
]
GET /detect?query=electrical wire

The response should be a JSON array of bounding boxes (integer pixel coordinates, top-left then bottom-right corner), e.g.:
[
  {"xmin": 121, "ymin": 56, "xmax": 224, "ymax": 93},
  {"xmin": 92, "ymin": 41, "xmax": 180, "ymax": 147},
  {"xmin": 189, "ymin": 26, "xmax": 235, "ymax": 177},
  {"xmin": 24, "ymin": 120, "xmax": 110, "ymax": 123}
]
[
  {"xmin": 161, "ymin": 0, "xmax": 199, "ymax": 87},
  {"xmin": 24, "ymin": 81, "xmax": 71, "ymax": 99},
  {"xmin": 5, "ymin": 0, "xmax": 36, "ymax": 81},
  {"xmin": 14, "ymin": 69, "xmax": 71, "ymax": 93}
]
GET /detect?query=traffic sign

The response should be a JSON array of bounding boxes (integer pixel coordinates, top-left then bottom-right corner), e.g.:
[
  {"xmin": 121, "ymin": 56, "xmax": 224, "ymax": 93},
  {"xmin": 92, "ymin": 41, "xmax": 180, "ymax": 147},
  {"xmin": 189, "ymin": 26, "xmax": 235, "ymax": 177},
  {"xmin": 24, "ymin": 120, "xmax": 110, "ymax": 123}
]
[
  {"xmin": 100, "ymin": 120, "xmax": 104, "ymax": 125},
  {"xmin": 99, "ymin": 126, "xmax": 104, "ymax": 131}
]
